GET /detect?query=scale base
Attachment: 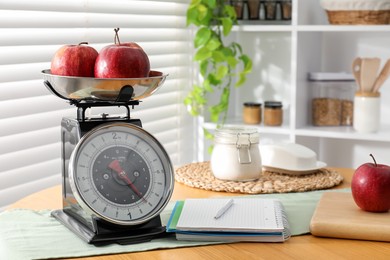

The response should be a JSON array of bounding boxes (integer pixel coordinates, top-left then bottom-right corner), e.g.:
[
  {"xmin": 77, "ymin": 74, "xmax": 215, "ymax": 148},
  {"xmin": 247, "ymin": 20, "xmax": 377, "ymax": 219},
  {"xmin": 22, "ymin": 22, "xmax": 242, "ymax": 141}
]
[{"xmin": 51, "ymin": 210, "xmax": 170, "ymax": 246}]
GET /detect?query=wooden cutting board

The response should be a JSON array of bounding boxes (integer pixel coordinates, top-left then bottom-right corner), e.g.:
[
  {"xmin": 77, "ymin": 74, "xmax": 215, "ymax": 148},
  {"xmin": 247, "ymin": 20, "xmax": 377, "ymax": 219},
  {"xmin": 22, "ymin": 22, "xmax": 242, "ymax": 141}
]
[{"xmin": 310, "ymin": 192, "xmax": 390, "ymax": 242}]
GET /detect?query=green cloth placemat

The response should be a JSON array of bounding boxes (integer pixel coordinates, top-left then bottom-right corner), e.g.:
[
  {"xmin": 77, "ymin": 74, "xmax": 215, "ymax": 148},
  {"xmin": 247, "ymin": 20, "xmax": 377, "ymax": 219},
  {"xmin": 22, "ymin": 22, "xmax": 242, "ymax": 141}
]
[{"xmin": 0, "ymin": 189, "xmax": 350, "ymax": 260}]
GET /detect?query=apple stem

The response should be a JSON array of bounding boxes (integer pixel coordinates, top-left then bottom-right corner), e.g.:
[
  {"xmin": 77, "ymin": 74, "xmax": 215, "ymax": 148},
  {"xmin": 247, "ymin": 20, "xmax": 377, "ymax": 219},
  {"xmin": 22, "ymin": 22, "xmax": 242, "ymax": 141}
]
[
  {"xmin": 114, "ymin": 28, "xmax": 121, "ymax": 45},
  {"xmin": 78, "ymin": 42, "xmax": 88, "ymax": 46},
  {"xmin": 370, "ymin": 154, "xmax": 377, "ymax": 167}
]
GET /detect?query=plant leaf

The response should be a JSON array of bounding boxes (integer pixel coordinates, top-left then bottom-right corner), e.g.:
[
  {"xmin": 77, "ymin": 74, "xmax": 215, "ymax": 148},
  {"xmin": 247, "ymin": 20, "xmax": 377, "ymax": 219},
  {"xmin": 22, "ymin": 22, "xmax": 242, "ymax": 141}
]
[
  {"xmin": 203, "ymin": 0, "xmax": 216, "ymax": 8},
  {"xmin": 223, "ymin": 5, "xmax": 236, "ymax": 19},
  {"xmin": 221, "ymin": 87, "xmax": 230, "ymax": 108},
  {"xmin": 235, "ymin": 72, "xmax": 246, "ymax": 87},
  {"xmin": 226, "ymin": 56, "xmax": 239, "ymax": 67},
  {"xmin": 211, "ymin": 50, "xmax": 225, "ymax": 62},
  {"xmin": 207, "ymin": 145, "xmax": 214, "ymax": 154},
  {"xmin": 209, "ymin": 105, "xmax": 220, "ymax": 123},
  {"xmin": 203, "ymin": 128, "xmax": 214, "ymax": 142},
  {"xmin": 194, "ymin": 46, "xmax": 212, "ymax": 61},
  {"xmin": 221, "ymin": 46, "xmax": 233, "ymax": 57},
  {"xmin": 186, "ymin": 7, "xmax": 199, "ymax": 26},
  {"xmin": 215, "ymin": 65, "xmax": 228, "ymax": 80},
  {"xmin": 203, "ymin": 78, "xmax": 213, "ymax": 92},
  {"xmin": 189, "ymin": 0, "xmax": 201, "ymax": 7},
  {"xmin": 208, "ymin": 73, "xmax": 222, "ymax": 86},
  {"xmin": 206, "ymin": 36, "xmax": 221, "ymax": 51},
  {"xmin": 240, "ymin": 54, "xmax": 253, "ymax": 73},
  {"xmin": 197, "ymin": 4, "xmax": 209, "ymax": 21},
  {"xmin": 209, "ymin": 86, "xmax": 230, "ymax": 123},
  {"xmin": 232, "ymin": 42, "xmax": 242, "ymax": 54},
  {"xmin": 200, "ymin": 59, "xmax": 209, "ymax": 77},
  {"xmin": 195, "ymin": 27, "xmax": 211, "ymax": 48},
  {"xmin": 221, "ymin": 17, "xmax": 233, "ymax": 36}
]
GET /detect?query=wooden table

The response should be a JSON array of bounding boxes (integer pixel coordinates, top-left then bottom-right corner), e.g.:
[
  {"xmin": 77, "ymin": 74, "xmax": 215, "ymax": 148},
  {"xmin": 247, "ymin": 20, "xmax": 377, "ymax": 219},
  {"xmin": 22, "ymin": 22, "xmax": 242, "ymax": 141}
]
[{"xmin": 8, "ymin": 168, "xmax": 390, "ymax": 259}]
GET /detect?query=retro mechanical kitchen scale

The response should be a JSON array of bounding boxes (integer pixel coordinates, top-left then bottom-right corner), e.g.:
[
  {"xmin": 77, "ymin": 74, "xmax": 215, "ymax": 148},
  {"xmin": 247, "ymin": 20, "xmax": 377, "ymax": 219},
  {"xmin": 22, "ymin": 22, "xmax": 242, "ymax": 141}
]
[{"xmin": 41, "ymin": 69, "xmax": 174, "ymax": 246}]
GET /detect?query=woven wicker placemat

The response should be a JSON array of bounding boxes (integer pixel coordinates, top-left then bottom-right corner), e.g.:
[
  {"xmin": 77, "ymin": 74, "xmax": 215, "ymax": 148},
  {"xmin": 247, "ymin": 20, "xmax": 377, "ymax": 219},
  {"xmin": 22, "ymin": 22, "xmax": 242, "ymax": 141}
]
[{"xmin": 175, "ymin": 161, "xmax": 344, "ymax": 194}]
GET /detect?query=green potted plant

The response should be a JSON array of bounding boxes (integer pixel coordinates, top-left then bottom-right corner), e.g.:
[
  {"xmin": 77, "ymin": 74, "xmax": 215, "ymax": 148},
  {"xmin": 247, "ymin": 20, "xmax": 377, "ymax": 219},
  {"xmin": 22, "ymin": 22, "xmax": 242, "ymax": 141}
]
[{"xmin": 185, "ymin": 0, "xmax": 253, "ymax": 140}]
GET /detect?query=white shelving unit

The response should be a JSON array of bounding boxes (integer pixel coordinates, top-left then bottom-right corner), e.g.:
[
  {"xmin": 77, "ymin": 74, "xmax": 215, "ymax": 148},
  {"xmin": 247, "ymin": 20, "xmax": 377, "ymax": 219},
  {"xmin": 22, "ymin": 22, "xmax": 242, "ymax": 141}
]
[{"xmin": 200, "ymin": 1, "xmax": 390, "ymax": 168}]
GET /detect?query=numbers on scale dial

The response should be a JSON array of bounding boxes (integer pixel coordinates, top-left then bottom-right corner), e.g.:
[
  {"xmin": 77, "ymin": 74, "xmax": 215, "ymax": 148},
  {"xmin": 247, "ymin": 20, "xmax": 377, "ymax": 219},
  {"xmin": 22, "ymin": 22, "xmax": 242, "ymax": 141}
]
[{"xmin": 74, "ymin": 127, "xmax": 169, "ymax": 223}]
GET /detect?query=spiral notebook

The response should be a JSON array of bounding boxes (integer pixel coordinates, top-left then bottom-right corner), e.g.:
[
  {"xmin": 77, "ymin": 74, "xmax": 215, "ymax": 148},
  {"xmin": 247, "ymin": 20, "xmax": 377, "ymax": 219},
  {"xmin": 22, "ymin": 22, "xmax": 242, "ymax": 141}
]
[{"xmin": 166, "ymin": 198, "xmax": 291, "ymax": 242}]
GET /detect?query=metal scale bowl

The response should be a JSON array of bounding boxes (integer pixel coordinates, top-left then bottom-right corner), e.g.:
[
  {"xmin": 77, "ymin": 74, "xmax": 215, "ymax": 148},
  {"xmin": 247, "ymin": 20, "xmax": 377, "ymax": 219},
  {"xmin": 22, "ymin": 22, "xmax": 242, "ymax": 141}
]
[{"xmin": 42, "ymin": 70, "xmax": 174, "ymax": 246}]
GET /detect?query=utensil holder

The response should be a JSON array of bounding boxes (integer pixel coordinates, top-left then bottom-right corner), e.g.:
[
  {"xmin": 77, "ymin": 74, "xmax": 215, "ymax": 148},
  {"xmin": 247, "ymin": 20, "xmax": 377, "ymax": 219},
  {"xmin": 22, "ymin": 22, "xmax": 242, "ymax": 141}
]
[{"xmin": 353, "ymin": 92, "xmax": 381, "ymax": 133}]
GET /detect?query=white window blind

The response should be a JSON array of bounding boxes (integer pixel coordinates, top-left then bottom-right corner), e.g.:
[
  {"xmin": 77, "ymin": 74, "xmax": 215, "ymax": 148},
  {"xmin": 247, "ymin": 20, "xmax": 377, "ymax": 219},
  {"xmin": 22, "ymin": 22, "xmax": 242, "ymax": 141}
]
[{"xmin": 0, "ymin": 0, "xmax": 195, "ymax": 211}]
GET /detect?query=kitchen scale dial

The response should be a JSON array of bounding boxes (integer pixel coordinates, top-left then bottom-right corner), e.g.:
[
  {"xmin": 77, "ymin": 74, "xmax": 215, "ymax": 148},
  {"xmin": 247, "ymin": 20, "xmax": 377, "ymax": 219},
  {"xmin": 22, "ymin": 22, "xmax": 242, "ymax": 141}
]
[{"xmin": 69, "ymin": 123, "xmax": 173, "ymax": 226}]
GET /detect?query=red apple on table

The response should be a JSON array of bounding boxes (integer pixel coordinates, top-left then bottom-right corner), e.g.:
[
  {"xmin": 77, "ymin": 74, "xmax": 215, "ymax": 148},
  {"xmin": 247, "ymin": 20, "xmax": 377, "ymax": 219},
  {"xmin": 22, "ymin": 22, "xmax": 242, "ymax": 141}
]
[
  {"xmin": 94, "ymin": 28, "xmax": 150, "ymax": 78},
  {"xmin": 351, "ymin": 154, "xmax": 390, "ymax": 212},
  {"xmin": 51, "ymin": 42, "xmax": 98, "ymax": 77}
]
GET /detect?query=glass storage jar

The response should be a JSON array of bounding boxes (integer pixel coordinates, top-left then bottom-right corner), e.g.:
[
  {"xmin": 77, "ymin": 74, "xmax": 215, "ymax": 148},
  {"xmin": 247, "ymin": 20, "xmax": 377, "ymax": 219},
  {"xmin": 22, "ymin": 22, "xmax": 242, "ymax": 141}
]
[
  {"xmin": 243, "ymin": 102, "xmax": 262, "ymax": 124},
  {"xmin": 231, "ymin": 0, "xmax": 244, "ymax": 20},
  {"xmin": 264, "ymin": 101, "xmax": 283, "ymax": 126},
  {"xmin": 280, "ymin": 0, "xmax": 292, "ymax": 20},
  {"xmin": 247, "ymin": 0, "xmax": 261, "ymax": 20},
  {"xmin": 309, "ymin": 72, "xmax": 355, "ymax": 126},
  {"xmin": 264, "ymin": 0, "xmax": 277, "ymax": 20},
  {"xmin": 211, "ymin": 127, "xmax": 262, "ymax": 181}
]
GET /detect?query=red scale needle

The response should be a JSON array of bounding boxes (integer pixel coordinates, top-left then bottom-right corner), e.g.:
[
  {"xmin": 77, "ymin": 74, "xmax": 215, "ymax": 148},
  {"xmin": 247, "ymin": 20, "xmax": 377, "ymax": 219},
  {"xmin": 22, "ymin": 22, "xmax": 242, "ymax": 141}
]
[{"xmin": 108, "ymin": 160, "xmax": 147, "ymax": 203}]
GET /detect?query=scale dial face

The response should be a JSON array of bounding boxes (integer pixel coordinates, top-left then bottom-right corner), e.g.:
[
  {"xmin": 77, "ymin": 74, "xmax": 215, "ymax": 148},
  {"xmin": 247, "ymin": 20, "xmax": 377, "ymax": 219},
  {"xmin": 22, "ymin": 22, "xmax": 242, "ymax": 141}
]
[{"xmin": 69, "ymin": 122, "xmax": 174, "ymax": 225}]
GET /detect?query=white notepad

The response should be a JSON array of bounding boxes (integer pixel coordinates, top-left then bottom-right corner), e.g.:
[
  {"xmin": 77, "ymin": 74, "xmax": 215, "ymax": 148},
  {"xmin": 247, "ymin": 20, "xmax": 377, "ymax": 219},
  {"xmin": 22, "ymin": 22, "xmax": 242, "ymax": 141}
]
[{"xmin": 176, "ymin": 198, "xmax": 289, "ymax": 234}]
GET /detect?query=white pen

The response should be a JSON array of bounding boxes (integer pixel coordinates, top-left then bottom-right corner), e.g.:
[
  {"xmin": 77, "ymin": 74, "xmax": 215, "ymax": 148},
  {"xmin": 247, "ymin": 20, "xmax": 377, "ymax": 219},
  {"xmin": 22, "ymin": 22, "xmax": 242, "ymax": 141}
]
[{"xmin": 214, "ymin": 199, "xmax": 234, "ymax": 219}]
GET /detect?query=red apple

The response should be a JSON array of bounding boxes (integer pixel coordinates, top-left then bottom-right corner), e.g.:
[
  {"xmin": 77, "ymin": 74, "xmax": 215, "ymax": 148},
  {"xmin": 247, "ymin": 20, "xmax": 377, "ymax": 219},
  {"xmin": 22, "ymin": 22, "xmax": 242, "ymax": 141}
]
[
  {"xmin": 351, "ymin": 154, "xmax": 390, "ymax": 212},
  {"xmin": 94, "ymin": 28, "xmax": 150, "ymax": 78},
  {"xmin": 51, "ymin": 42, "xmax": 98, "ymax": 77}
]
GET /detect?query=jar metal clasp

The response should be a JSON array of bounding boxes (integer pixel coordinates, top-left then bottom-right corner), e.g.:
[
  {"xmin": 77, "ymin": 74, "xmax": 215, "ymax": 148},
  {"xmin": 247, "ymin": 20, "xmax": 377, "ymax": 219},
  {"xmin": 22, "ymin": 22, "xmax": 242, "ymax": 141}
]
[{"xmin": 236, "ymin": 133, "xmax": 252, "ymax": 164}]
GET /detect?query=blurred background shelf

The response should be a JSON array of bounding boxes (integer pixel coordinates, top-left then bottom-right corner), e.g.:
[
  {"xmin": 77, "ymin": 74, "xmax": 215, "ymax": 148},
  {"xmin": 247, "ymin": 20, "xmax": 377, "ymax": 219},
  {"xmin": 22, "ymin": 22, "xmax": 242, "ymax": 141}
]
[{"xmin": 198, "ymin": 0, "xmax": 390, "ymax": 168}]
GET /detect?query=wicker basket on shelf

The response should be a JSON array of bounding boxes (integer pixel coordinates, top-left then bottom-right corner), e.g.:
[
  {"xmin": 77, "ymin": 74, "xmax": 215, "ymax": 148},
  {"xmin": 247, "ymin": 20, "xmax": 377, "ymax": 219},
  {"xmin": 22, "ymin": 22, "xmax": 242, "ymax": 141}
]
[
  {"xmin": 326, "ymin": 10, "xmax": 390, "ymax": 24},
  {"xmin": 321, "ymin": 0, "xmax": 390, "ymax": 25}
]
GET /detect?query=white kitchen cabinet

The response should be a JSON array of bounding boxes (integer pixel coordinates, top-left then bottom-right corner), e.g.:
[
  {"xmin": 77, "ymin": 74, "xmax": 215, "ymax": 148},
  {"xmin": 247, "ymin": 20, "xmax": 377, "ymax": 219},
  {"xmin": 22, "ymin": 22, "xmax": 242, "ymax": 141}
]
[{"xmin": 200, "ymin": 0, "xmax": 390, "ymax": 168}]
